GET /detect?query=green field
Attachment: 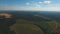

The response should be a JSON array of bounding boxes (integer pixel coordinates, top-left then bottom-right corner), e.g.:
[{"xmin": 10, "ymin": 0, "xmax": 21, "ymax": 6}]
[
  {"xmin": 10, "ymin": 24, "xmax": 43, "ymax": 34},
  {"xmin": 10, "ymin": 19, "xmax": 60, "ymax": 34}
]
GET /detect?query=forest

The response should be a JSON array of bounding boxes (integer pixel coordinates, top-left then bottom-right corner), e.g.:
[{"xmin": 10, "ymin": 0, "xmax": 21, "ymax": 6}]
[{"xmin": 0, "ymin": 11, "xmax": 60, "ymax": 34}]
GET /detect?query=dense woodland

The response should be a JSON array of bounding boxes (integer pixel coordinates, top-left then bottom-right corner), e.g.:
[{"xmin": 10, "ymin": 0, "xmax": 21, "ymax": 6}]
[{"xmin": 0, "ymin": 11, "xmax": 60, "ymax": 34}]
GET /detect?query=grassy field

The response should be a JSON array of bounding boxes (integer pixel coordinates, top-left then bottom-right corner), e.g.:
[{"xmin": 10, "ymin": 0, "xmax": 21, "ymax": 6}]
[
  {"xmin": 10, "ymin": 19, "xmax": 60, "ymax": 34},
  {"xmin": 10, "ymin": 24, "xmax": 43, "ymax": 34}
]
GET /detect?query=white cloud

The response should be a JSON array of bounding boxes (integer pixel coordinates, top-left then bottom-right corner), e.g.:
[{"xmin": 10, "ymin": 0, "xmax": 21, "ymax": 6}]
[
  {"xmin": 0, "ymin": 0, "xmax": 59, "ymax": 11},
  {"xmin": 38, "ymin": 2, "xmax": 42, "ymax": 4},
  {"xmin": 44, "ymin": 1, "xmax": 51, "ymax": 4},
  {"xmin": 35, "ymin": 3, "xmax": 41, "ymax": 7},
  {"xmin": 26, "ymin": 2, "xmax": 30, "ymax": 5},
  {"xmin": 35, "ymin": 5, "xmax": 41, "ymax": 7},
  {"xmin": 0, "ymin": 5, "xmax": 60, "ymax": 11}
]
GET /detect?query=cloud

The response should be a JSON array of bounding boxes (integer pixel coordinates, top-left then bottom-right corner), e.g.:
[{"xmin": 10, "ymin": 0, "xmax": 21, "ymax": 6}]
[
  {"xmin": 44, "ymin": 1, "xmax": 51, "ymax": 4},
  {"xmin": 38, "ymin": 2, "xmax": 42, "ymax": 4},
  {"xmin": 26, "ymin": 2, "xmax": 30, "ymax": 5},
  {"xmin": 0, "ymin": 5, "xmax": 60, "ymax": 11},
  {"xmin": 34, "ymin": 3, "xmax": 41, "ymax": 7}
]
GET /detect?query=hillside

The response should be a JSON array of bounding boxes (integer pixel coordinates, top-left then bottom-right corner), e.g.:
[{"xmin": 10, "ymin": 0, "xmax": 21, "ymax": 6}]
[
  {"xmin": 10, "ymin": 15, "xmax": 60, "ymax": 34},
  {"xmin": 0, "ymin": 11, "xmax": 60, "ymax": 34},
  {"xmin": 10, "ymin": 24, "xmax": 43, "ymax": 34}
]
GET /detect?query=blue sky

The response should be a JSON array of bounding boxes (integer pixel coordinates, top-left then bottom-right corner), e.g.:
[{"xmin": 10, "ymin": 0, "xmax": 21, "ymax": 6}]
[{"xmin": 0, "ymin": 0, "xmax": 60, "ymax": 11}]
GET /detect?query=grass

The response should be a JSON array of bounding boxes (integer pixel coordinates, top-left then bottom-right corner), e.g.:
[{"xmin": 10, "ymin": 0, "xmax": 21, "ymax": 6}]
[
  {"xmin": 10, "ymin": 19, "xmax": 60, "ymax": 34},
  {"xmin": 10, "ymin": 24, "xmax": 43, "ymax": 34}
]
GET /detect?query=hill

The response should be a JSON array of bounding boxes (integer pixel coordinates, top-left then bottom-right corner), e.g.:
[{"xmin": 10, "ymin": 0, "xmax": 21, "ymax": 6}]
[{"xmin": 10, "ymin": 15, "xmax": 60, "ymax": 34}]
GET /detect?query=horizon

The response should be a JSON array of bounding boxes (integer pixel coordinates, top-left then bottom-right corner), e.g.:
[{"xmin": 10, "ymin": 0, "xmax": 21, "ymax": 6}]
[{"xmin": 0, "ymin": 10, "xmax": 60, "ymax": 12}]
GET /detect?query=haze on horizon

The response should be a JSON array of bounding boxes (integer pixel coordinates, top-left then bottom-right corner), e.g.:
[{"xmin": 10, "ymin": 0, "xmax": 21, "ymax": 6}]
[{"xmin": 0, "ymin": 0, "xmax": 60, "ymax": 11}]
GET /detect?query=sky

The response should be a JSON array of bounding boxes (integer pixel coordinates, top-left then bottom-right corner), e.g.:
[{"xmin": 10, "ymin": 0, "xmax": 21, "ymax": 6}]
[{"xmin": 0, "ymin": 0, "xmax": 60, "ymax": 11}]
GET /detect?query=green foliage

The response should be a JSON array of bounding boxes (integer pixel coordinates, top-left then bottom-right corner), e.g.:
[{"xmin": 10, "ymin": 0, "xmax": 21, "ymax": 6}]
[{"xmin": 16, "ymin": 19, "xmax": 39, "ymax": 24}]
